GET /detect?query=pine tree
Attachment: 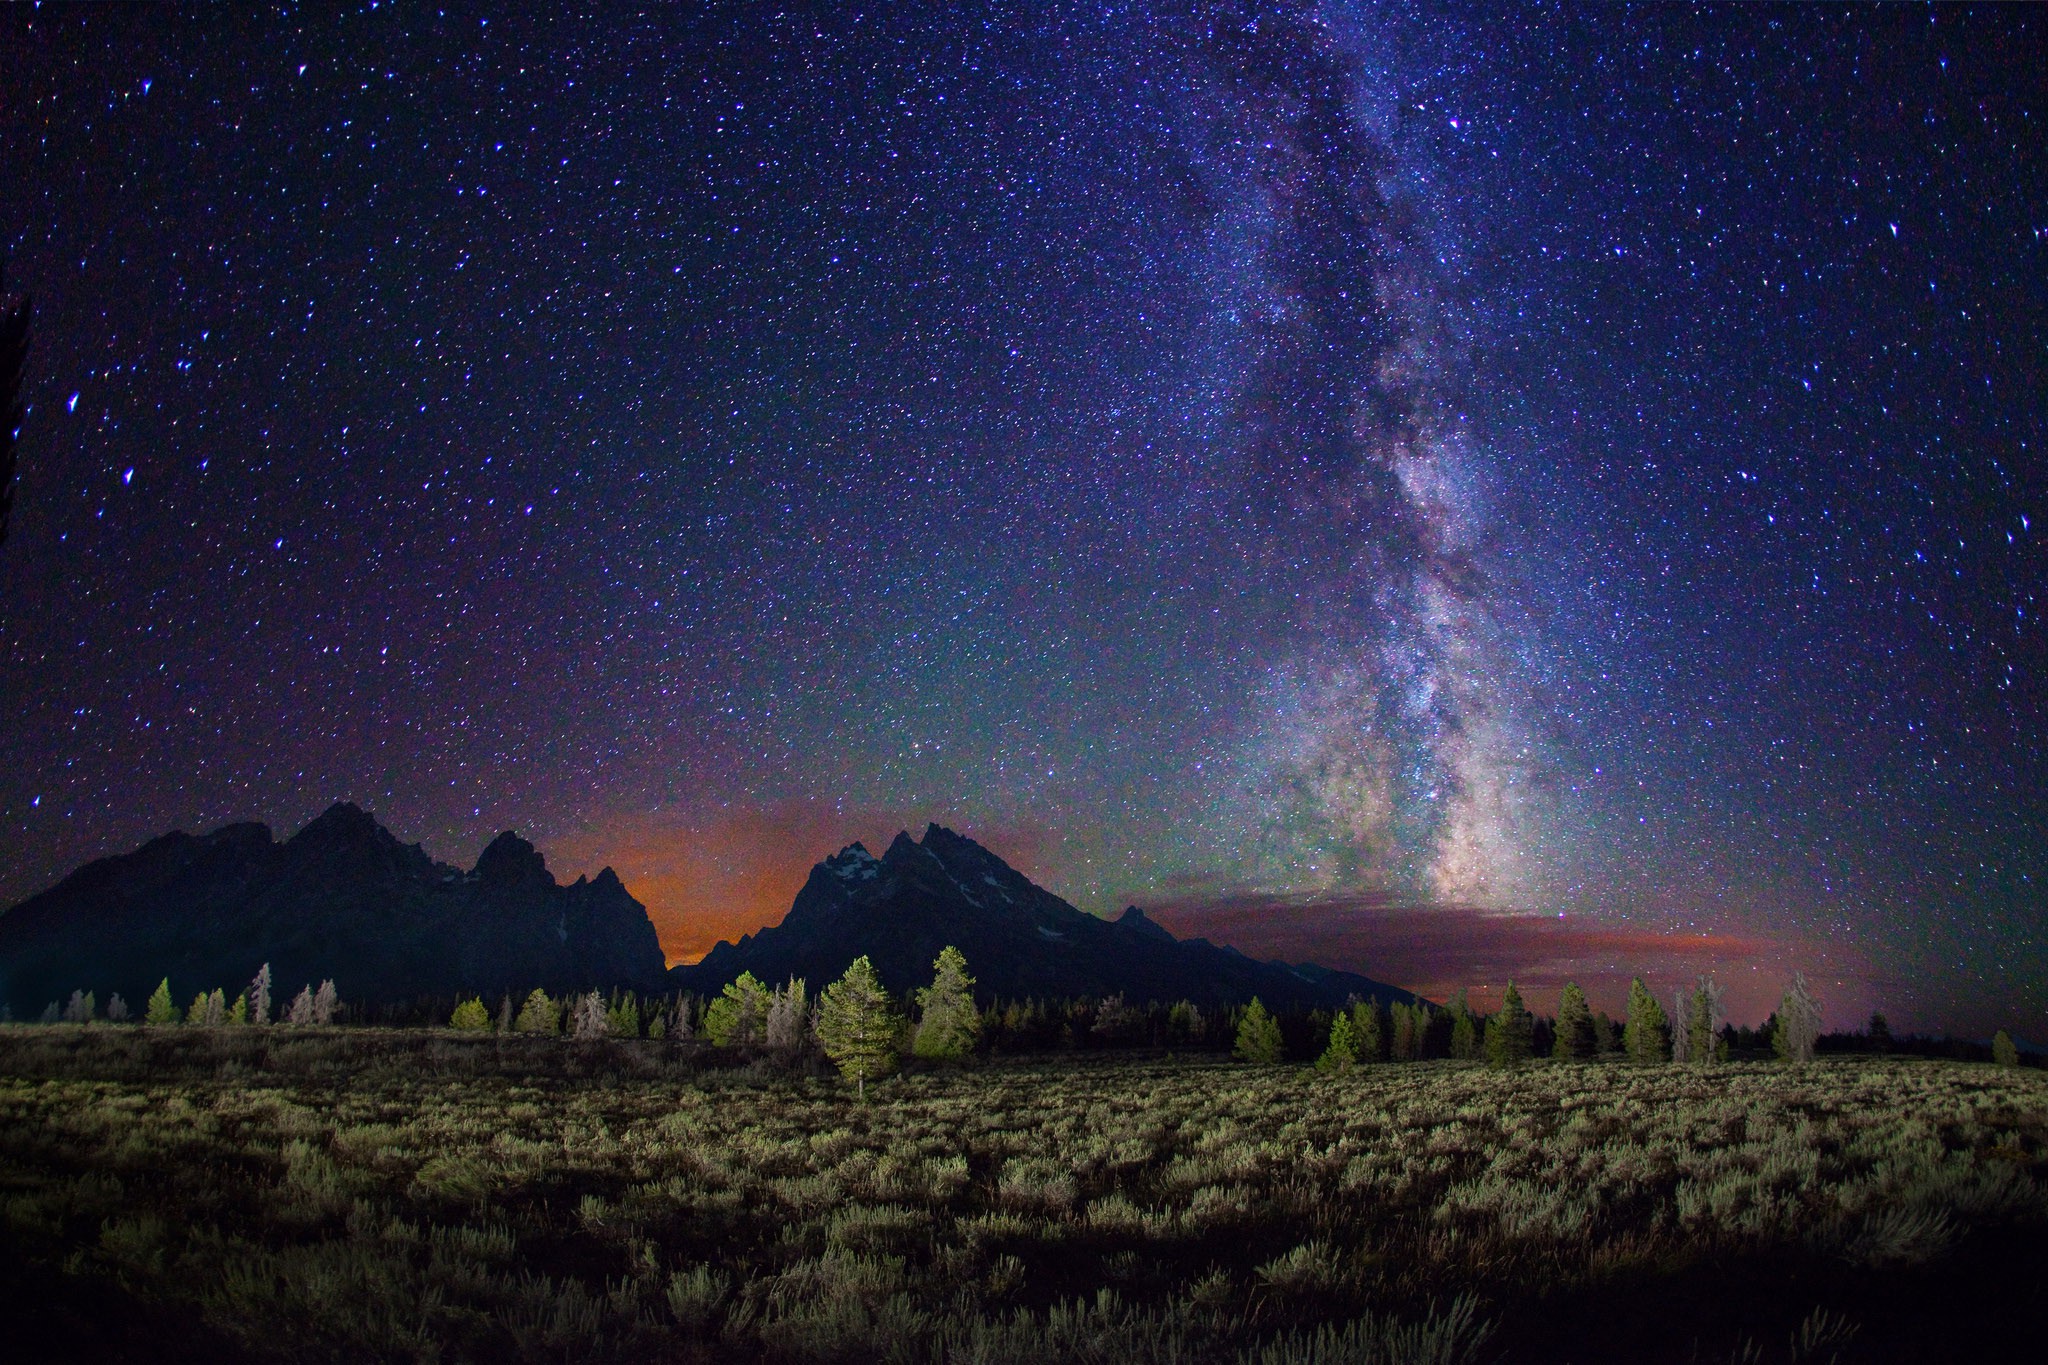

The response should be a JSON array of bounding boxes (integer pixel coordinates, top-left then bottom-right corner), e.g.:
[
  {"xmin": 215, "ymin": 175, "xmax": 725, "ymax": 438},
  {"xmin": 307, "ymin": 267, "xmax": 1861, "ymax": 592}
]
[
  {"xmin": 607, "ymin": 991, "xmax": 641, "ymax": 1038},
  {"xmin": 1553, "ymin": 982, "xmax": 1595, "ymax": 1059},
  {"xmin": 286, "ymin": 985, "xmax": 316, "ymax": 1025},
  {"xmin": 248, "ymin": 964, "xmax": 272, "ymax": 1026},
  {"xmin": 1867, "ymin": 1012, "xmax": 1892, "ymax": 1055},
  {"xmin": 496, "ymin": 994, "xmax": 514, "ymax": 1032},
  {"xmin": 1389, "ymin": 1001, "xmax": 1416, "ymax": 1061},
  {"xmin": 1669, "ymin": 986, "xmax": 1692, "ymax": 1065},
  {"xmin": 814, "ymin": 956, "xmax": 901, "ymax": 1097},
  {"xmin": 571, "ymin": 990, "xmax": 610, "ymax": 1040},
  {"xmin": 62, "ymin": 990, "xmax": 94, "ymax": 1024},
  {"xmin": 450, "ymin": 998, "xmax": 491, "ymax": 1031},
  {"xmin": 1685, "ymin": 977, "xmax": 1725, "ymax": 1063},
  {"xmin": 1352, "ymin": 999, "xmax": 1384, "ymax": 1062},
  {"xmin": 1623, "ymin": 978, "xmax": 1670, "ymax": 1063},
  {"xmin": 1317, "ymin": 1009, "xmax": 1359, "ymax": 1073},
  {"xmin": 514, "ymin": 988, "xmax": 557, "ymax": 1034},
  {"xmin": 1593, "ymin": 1011, "xmax": 1620, "ymax": 1054},
  {"xmin": 704, "ymin": 972, "xmax": 770, "ymax": 1047},
  {"xmin": 228, "ymin": 993, "xmax": 248, "ymax": 1026},
  {"xmin": 1772, "ymin": 974, "xmax": 1820, "ymax": 1065},
  {"xmin": 311, "ymin": 980, "xmax": 339, "ymax": 1025},
  {"xmin": 1485, "ymin": 982, "xmax": 1534, "ymax": 1067},
  {"xmin": 144, "ymin": 978, "xmax": 177, "ymax": 1026},
  {"xmin": 1233, "ymin": 998, "xmax": 1285, "ymax": 1064},
  {"xmin": 1447, "ymin": 990, "xmax": 1479, "ymax": 1061},
  {"xmin": 105, "ymin": 993, "xmax": 129, "ymax": 1023},
  {"xmin": 912, "ymin": 946, "xmax": 981, "ymax": 1060},
  {"xmin": 1992, "ymin": 1030, "xmax": 2020, "ymax": 1068}
]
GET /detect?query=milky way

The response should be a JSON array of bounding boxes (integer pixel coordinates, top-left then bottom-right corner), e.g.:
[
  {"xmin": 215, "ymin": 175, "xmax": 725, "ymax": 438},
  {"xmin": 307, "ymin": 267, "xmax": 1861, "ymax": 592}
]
[{"xmin": 1, "ymin": 4, "xmax": 2041, "ymax": 1032}]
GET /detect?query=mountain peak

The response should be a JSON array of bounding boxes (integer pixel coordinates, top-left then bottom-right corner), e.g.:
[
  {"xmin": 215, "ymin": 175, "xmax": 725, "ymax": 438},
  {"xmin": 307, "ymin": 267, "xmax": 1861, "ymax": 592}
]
[
  {"xmin": 474, "ymin": 830, "xmax": 552, "ymax": 888},
  {"xmin": 1117, "ymin": 904, "xmax": 1175, "ymax": 943}
]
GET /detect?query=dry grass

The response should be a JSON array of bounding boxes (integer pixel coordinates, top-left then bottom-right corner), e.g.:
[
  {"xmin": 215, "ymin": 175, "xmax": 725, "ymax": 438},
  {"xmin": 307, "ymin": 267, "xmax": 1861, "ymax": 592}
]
[{"xmin": 1, "ymin": 1028, "xmax": 2044, "ymax": 1362}]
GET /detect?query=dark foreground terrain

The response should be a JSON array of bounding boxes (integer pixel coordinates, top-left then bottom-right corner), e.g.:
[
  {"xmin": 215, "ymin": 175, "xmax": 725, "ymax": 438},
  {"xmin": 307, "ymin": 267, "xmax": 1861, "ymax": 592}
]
[{"xmin": 1, "ymin": 1028, "xmax": 2044, "ymax": 1363}]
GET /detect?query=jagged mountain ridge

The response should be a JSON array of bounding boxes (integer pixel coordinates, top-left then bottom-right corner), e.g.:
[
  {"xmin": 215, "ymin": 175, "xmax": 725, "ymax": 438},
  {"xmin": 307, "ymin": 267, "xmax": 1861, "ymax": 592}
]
[
  {"xmin": 673, "ymin": 823, "xmax": 1420, "ymax": 1011},
  {"xmin": 0, "ymin": 803, "xmax": 668, "ymax": 1014}
]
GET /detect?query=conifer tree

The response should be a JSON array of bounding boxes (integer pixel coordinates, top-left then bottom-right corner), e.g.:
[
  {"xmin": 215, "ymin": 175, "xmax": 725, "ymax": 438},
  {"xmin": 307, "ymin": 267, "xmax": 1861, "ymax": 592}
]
[
  {"xmin": 62, "ymin": 990, "xmax": 94, "ymax": 1024},
  {"xmin": 144, "ymin": 978, "xmax": 177, "ymax": 1025},
  {"xmin": 1233, "ymin": 998, "xmax": 1285, "ymax": 1064},
  {"xmin": 607, "ymin": 991, "xmax": 641, "ymax": 1038},
  {"xmin": 311, "ymin": 979, "xmax": 339, "ymax": 1025},
  {"xmin": 1352, "ymin": 999, "xmax": 1384, "ymax": 1062},
  {"xmin": 1317, "ymin": 1009, "xmax": 1359, "ymax": 1073},
  {"xmin": 496, "ymin": 994, "xmax": 514, "ymax": 1032},
  {"xmin": 1447, "ymin": 990, "xmax": 1479, "ymax": 1061},
  {"xmin": 513, "ymin": 988, "xmax": 557, "ymax": 1034},
  {"xmin": 449, "ymin": 998, "xmax": 491, "ymax": 1030},
  {"xmin": 286, "ymin": 985, "xmax": 316, "ymax": 1025},
  {"xmin": 1772, "ymin": 974, "xmax": 1819, "ymax": 1065},
  {"xmin": 571, "ymin": 990, "xmax": 610, "ymax": 1040},
  {"xmin": 912, "ymin": 946, "xmax": 981, "ymax": 1060},
  {"xmin": 1593, "ymin": 1011, "xmax": 1620, "ymax": 1054},
  {"xmin": 703, "ymin": 971, "xmax": 770, "ymax": 1047},
  {"xmin": 1485, "ymin": 982, "xmax": 1534, "ymax": 1067},
  {"xmin": 105, "ymin": 993, "xmax": 129, "ymax": 1023},
  {"xmin": 1867, "ymin": 1012, "xmax": 1892, "ymax": 1055},
  {"xmin": 1389, "ymin": 1001, "xmax": 1416, "ymax": 1061},
  {"xmin": 1623, "ymin": 978, "xmax": 1670, "ymax": 1063},
  {"xmin": 248, "ymin": 963, "xmax": 272, "ymax": 1026},
  {"xmin": 1553, "ymin": 982, "xmax": 1595, "ymax": 1059},
  {"xmin": 1992, "ymin": 1030, "xmax": 2020, "ymax": 1068},
  {"xmin": 814, "ymin": 956, "xmax": 901, "ymax": 1097},
  {"xmin": 228, "ymin": 993, "xmax": 248, "ymax": 1026}
]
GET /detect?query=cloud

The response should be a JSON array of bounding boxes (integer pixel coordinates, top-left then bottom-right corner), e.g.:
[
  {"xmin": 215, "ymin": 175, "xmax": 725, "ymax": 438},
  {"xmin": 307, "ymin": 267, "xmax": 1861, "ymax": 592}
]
[{"xmin": 1144, "ymin": 890, "xmax": 1867, "ymax": 1026}]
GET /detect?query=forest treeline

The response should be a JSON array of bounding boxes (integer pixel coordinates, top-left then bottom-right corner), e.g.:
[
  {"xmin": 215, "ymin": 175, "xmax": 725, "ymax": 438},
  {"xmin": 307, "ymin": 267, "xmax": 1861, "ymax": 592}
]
[{"xmin": 15, "ymin": 948, "xmax": 2032, "ymax": 1075}]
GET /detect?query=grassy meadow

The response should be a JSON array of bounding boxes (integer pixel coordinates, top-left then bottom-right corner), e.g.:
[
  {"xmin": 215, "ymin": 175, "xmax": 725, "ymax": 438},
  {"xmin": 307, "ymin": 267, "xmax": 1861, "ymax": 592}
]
[{"xmin": 1, "ymin": 1027, "xmax": 2045, "ymax": 1363}]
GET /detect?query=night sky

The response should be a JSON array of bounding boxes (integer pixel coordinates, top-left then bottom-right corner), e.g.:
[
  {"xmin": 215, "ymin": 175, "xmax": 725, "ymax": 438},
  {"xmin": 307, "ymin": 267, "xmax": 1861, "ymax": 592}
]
[{"xmin": 2, "ymin": 5, "xmax": 2041, "ymax": 1034}]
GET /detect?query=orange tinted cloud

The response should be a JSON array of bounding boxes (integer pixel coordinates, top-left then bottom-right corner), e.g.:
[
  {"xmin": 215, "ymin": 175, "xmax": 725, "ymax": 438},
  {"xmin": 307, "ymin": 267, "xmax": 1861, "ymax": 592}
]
[{"xmin": 1146, "ymin": 891, "xmax": 1865, "ymax": 1026}]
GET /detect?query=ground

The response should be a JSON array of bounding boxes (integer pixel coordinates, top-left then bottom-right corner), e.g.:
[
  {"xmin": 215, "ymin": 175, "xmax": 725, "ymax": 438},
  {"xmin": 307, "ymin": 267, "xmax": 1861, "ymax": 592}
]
[{"xmin": 1, "ymin": 1028, "xmax": 2044, "ymax": 1363}]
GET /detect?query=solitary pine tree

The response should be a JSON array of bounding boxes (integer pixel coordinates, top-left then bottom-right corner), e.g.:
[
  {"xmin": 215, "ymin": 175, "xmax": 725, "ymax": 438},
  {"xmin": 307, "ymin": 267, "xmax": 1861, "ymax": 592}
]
[
  {"xmin": 1351, "ymin": 1000, "xmax": 1384, "ymax": 1062},
  {"xmin": 1485, "ymin": 982, "xmax": 1535, "ymax": 1067},
  {"xmin": 1992, "ymin": 1030, "xmax": 2020, "ymax": 1068},
  {"xmin": 449, "ymin": 998, "xmax": 491, "ymax": 1030},
  {"xmin": 1233, "ymin": 998, "xmax": 1285, "ymax": 1064},
  {"xmin": 814, "ymin": 956, "xmax": 900, "ymax": 1097},
  {"xmin": 912, "ymin": 945, "xmax": 981, "ymax": 1060},
  {"xmin": 1317, "ymin": 1009, "xmax": 1359, "ymax": 1073},
  {"xmin": 703, "ymin": 971, "xmax": 770, "ymax": 1047},
  {"xmin": 1772, "ymin": 974, "xmax": 1820, "ymax": 1065},
  {"xmin": 1623, "ymin": 978, "xmax": 1670, "ymax": 1064},
  {"xmin": 144, "ymin": 978, "xmax": 177, "ymax": 1025},
  {"xmin": 1553, "ymin": 982, "xmax": 1595, "ymax": 1059}
]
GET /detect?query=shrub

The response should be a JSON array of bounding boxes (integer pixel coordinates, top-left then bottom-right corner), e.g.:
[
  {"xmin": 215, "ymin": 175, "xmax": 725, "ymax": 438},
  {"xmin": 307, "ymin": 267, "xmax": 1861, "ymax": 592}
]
[
  {"xmin": 1233, "ymin": 999, "xmax": 1284, "ymax": 1064},
  {"xmin": 449, "ymin": 998, "xmax": 491, "ymax": 1031}
]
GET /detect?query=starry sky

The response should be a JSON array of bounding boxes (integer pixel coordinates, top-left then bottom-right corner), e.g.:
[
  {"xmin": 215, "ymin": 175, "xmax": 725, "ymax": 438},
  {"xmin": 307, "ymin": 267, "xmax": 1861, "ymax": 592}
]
[{"xmin": 2, "ymin": 4, "xmax": 2041, "ymax": 1035}]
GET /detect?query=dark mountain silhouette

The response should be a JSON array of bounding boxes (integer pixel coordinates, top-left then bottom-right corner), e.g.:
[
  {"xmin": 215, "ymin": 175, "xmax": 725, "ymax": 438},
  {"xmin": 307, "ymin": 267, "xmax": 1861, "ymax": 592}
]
[
  {"xmin": 674, "ymin": 824, "xmax": 1420, "ymax": 1010},
  {"xmin": 0, "ymin": 803, "xmax": 667, "ymax": 1015}
]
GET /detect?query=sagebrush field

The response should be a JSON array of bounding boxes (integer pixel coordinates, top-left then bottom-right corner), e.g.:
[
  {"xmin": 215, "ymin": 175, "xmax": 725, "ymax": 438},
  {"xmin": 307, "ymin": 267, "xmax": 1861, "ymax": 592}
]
[{"xmin": 2, "ymin": 1028, "xmax": 2044, "ymax": 1363}]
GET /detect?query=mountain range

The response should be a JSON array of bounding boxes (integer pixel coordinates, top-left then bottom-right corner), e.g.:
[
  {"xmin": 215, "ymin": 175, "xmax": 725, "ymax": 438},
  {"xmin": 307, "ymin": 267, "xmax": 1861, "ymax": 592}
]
[{"xmin": 0, "ymin": 805, "xmax": 1416, "ymax": 1015}]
